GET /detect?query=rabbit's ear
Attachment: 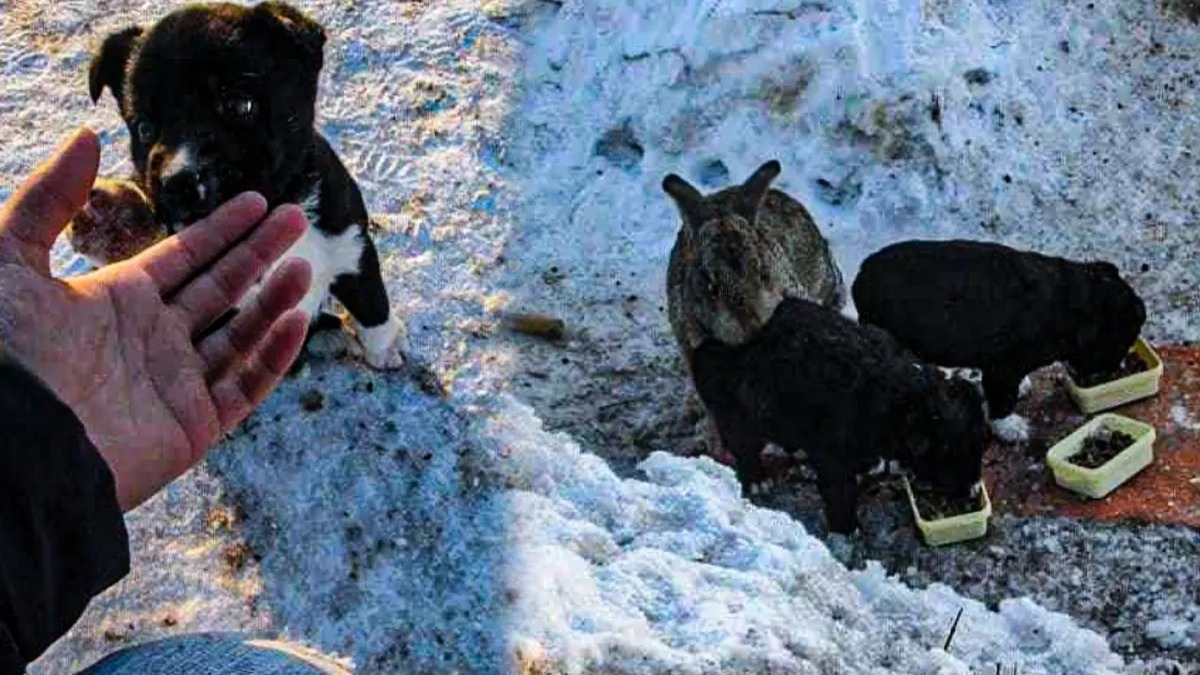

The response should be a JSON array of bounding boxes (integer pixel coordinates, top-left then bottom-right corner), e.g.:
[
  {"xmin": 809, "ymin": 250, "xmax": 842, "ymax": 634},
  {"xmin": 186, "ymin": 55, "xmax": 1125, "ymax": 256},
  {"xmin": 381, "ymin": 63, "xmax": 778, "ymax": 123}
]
[
  {"xmin": 738, "ymin": 160, "xmax": 781, "ymax": 219},
  {"xmin": 663, "ymin": 174, "xmax": 709, "ymax": 224}
]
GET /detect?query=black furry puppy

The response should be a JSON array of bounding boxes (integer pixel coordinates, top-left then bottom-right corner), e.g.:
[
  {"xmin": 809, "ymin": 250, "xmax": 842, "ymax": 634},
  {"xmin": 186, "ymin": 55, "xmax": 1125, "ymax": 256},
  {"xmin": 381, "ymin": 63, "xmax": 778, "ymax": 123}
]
[
  {"xmin": 88, "ymin": 1, "xmax": 406, "ymax": 369},
  {"xmin": 852, "ymin": 240, "xmax": 1146, "ymax": 442},
  {"xmin": 690, "ymin": 297, "xmax": 987, "ymax": 534}
]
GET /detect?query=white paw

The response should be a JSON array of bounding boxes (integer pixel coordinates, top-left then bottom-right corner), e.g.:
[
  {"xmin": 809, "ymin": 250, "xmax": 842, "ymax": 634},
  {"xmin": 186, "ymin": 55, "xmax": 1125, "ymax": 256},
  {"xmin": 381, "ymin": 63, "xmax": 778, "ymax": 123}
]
[
  {"xmin": 762, "ymin": 443, "xmax": 788, "ymax": 458},
  {"xmin": 942, "ymin": 366, "xmax": 982, "ymax": 386},
  {"xmin": 1018, "ymin": 375, "xmax": 1034, "ymax": 399},
  {"xmin": 858, "ymin": 458, "xmax": 891, "ymax": 486},
  {"xmin": 358, "ymin": 316, "xmax": 409, "ymax": 370},
  {"xmin": 990, "ymin": 414, "xmax": 1030, "ymax": 444},
  {"xmin": 749, "ymin": 479, "xmax": 776, "ymax": 496},
  {"xmin": 865, "ymin": 458, "xmax": 887, "ymax": 476}
]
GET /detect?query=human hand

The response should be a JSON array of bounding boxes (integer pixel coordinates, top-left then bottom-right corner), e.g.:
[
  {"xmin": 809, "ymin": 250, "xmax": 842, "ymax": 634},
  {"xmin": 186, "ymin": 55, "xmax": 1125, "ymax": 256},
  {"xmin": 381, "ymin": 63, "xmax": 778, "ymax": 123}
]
[{"xmin": 0, "ymin": 127, "xmax": 313, "ymax": 511}]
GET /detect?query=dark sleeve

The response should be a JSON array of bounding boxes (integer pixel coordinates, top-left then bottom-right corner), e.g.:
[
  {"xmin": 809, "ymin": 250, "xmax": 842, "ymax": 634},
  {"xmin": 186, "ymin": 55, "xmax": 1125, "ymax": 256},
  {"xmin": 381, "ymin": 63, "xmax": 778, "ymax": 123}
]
[{"xmin": 0, "ymin": 351, "xmax": 129, "ymax": 673}]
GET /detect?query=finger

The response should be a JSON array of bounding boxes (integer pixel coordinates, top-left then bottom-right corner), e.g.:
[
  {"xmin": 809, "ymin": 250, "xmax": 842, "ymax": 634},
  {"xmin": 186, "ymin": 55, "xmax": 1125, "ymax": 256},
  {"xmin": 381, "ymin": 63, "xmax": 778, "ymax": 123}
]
[
  {"xmin": 198, "ymin": 257, "xmax": 312, "ymax": 381},
  {"xmin": 0, "ymin": 127, "xmax": 99, "ymax": 270},
  {"xmin": 132, "ymin": 192, "xmax": 269, "ymax": 294},
  {"xmin": 211, "ymin": 309, "xmax": 309, "ymax": 432},
  {"xmin": 170, "ymin": 204, "xmax": 307, "ymax": 334}
]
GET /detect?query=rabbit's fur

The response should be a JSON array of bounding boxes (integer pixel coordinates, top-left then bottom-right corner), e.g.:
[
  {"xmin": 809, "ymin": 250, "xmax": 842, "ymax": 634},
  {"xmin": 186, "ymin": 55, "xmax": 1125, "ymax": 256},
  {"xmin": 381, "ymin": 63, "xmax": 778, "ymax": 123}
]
[
  {"xmin": 663, "ymin": 161, "xmax": 845, "ymax": 359},
  {"xmin": 691, "ymin": 297, "xmax": 987, "ymax": 534}
]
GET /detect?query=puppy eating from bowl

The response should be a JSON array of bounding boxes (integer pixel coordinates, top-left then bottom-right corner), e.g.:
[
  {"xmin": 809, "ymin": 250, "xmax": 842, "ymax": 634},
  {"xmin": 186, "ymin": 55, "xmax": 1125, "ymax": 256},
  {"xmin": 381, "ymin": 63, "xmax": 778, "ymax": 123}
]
[
  {"xmin": 86, "ymin": 1, "xmax": 406, "ymax": 369},
  {"xmin": 852, "ymin": 240, "xmax": 1146, "ymax": 443}
]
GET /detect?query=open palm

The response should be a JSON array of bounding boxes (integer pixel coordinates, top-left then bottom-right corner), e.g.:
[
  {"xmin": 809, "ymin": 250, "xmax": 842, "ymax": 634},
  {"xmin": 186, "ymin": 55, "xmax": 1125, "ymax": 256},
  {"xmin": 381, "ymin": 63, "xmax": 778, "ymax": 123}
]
[{"xmin": 0, "ymin": 128, "xmax": 313, "ymax": 510}]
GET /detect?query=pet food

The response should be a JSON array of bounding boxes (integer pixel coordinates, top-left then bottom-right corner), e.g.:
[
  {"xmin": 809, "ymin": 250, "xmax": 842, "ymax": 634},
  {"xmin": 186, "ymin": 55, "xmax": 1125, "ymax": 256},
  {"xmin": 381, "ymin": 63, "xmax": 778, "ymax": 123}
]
[
  {"xmin": 1069, "ymin": 352, "xmax": 1149, "ymax": 388},
  {"xmin": 914, "ymin": 488, "xmax": 985, "ymax": 521},
  {"xmin": 1068, "ymin": 428, "xmax": 1135, "ymax": 469}
]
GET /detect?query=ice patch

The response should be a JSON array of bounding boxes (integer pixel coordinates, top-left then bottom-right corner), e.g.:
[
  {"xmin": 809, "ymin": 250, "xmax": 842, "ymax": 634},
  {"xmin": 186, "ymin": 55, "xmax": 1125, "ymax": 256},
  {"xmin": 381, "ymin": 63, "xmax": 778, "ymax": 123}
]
[
  {"xmin": 991, "ymin": 414, "xmax": 1031, "ymax": 444},
  {"xmin": 1145, "ymin": 618, "xmax": 1197, "ymax": 649},
  {"xmin": 1171, "ymin": 402, "xmax": 1200, "ymax": 431}
]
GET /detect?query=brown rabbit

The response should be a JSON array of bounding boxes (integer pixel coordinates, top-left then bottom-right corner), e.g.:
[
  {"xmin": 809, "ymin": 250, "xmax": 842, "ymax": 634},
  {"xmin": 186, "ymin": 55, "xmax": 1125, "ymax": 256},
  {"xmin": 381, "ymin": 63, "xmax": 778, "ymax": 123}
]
[
  {"xmin": 663, "ymin": 160, "xmax": 845, "ymax": 360},
  {"xmin": 663, "ymin": 161, "xmax": 845, "ymax": 485}
]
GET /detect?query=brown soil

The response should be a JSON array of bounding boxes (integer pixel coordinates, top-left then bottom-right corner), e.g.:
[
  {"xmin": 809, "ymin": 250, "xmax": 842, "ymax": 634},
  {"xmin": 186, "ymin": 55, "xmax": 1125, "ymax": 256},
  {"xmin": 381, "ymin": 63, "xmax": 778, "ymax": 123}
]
[{"xmin": 1068, "ymin": 428, "xmax": 1136, "ymax": 469}]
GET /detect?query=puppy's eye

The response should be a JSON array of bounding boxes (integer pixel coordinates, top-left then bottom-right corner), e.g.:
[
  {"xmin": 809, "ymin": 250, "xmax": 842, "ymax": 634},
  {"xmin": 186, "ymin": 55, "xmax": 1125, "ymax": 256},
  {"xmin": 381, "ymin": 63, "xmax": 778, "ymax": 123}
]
[
  {"xmin": 223, "ymin": 95, "xmax": 257, "ymax": 122},
  {"xmin": 136, "ymin": 121, "xmax": 156, "ymax": 143}
]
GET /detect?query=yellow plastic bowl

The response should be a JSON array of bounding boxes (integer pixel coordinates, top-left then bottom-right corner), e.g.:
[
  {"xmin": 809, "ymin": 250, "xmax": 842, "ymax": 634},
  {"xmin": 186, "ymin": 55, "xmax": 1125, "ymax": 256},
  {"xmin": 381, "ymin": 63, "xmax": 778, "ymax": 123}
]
[
  {"xmin": 1065, "ymin": 338, "xmax": 1164, "ymax": 415},
  {"xmin": 1045, "ymin": 413, "xmax": 1155, "ymax": 499},
  {"xmin": 902, "ymin": 477, "xmax": 992, "ymax": 547}
]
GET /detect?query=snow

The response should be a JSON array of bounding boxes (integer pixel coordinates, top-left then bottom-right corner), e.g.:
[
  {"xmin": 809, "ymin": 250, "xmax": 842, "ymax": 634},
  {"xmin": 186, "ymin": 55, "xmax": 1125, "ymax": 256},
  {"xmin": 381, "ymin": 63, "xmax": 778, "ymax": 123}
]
[
  {"xmin": 1171, "ymin": 402, "xmax": 1200, "ymax": 432},
  {"xmin": 1, "ymin": 0, "xmax": 1196, "ymax": 672},
  {"xmin": 474, "ymin": 398, "xmax": 1126, "ymax": 674},
  {"xmin": 501, "ymin": 0, "xmax": 1200, "ymax": 350},
  {"xmin": 1146, "ymin": 618, "xmax": 1197, "ymax": 650}
]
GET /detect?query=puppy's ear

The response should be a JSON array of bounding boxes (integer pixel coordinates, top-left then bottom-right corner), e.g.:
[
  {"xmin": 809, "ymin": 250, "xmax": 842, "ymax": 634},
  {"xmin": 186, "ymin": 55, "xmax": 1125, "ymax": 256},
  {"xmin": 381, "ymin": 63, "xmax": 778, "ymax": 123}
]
[
  {"xmin": 89, "ymin": 26, "xmax": 143, "ymax": 105},
  {"xmin": 253, "ymin": 2, "xmax": 327, "ymax": 70},
  {"xmin": 1089, "ymin": 261, "xmax": 1121, "ymax": 278}
]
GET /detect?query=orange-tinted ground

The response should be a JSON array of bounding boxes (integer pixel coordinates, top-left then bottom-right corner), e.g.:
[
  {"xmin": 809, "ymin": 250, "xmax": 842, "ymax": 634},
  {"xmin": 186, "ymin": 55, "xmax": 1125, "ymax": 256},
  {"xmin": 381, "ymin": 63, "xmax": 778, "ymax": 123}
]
[{"xmin": 985, "ymin": 345, "xmax": 1200, "ymax": 527}]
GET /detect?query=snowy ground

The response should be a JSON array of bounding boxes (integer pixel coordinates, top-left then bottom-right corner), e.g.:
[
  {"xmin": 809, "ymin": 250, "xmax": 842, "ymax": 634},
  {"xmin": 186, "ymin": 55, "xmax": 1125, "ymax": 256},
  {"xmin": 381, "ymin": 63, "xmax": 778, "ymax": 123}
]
[{"xmin": 0, "ymin": 0, "xmax": 1197, "ymax": 672}]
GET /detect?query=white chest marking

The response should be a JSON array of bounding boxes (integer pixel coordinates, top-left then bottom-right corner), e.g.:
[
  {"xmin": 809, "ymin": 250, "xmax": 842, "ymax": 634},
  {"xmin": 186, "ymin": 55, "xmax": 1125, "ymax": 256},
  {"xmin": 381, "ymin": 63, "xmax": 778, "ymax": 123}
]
[
  {"xmin": 161, "ymin": 144, "xmax": 195, "ymax": 181},
  {"xmin": 236, "ymin": 182, "xmax": 364, "ymax": 319}
]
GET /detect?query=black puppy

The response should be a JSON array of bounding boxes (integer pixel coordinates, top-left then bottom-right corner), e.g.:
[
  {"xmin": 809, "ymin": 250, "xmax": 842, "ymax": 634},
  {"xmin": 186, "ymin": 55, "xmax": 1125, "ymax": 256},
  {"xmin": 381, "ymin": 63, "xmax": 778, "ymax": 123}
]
[
  {"xmin": 852, "ymin": 240, "xmax": 1146, "ymax": 442},
  {"xmin": 88, "ymin": 1, "xmax": 406, "ymax": 369},
  {"xmin": 690, "ymin": 297, "xmax": 986, "ymax": 534}
]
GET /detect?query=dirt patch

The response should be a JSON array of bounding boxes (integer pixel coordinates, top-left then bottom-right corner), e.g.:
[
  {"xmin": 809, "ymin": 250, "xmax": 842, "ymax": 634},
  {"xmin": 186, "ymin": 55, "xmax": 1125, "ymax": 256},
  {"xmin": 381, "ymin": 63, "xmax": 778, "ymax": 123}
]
[
  {"xmin": 300, "ymin": 389, "xmax": 325, "ymax": 412},
  {"xmin": 1162, "ymin": 0, "xmax": 1200, "ymax": 23}
]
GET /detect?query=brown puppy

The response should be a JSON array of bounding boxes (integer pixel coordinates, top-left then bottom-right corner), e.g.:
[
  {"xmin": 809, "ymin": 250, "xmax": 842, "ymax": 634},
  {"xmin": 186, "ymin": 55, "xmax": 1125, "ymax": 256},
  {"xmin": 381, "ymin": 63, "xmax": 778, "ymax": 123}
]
[{"xmin": 65, "ymin": 178, "xmax": 164, "ymax": 266}]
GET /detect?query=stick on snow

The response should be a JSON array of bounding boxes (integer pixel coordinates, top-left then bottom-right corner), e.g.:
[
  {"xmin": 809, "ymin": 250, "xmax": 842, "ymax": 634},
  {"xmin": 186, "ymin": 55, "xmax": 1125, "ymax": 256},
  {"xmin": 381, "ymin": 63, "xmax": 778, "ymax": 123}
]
[{"xmin": 943, "ymin": 607, "xmax": 964, "ymax": 651}]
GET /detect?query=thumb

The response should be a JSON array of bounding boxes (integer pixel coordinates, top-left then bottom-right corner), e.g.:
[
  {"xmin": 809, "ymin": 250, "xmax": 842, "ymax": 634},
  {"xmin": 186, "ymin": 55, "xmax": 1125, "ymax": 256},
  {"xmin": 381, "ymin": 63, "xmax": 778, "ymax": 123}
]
[{"xmin": 0, "ymin": 127, "xmax": 100, "ymax": 272}]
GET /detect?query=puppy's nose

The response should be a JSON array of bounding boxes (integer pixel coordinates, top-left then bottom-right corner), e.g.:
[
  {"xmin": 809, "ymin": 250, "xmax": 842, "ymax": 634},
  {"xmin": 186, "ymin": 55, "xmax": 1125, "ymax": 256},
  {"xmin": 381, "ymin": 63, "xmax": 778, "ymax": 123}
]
[
  {"xmin": 164, "ymin": 169, "xmax": 200, "ymax": 196},
  {"xmin": 158, "ymin": 169, "xmax": 206, "ymax": 224}
]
